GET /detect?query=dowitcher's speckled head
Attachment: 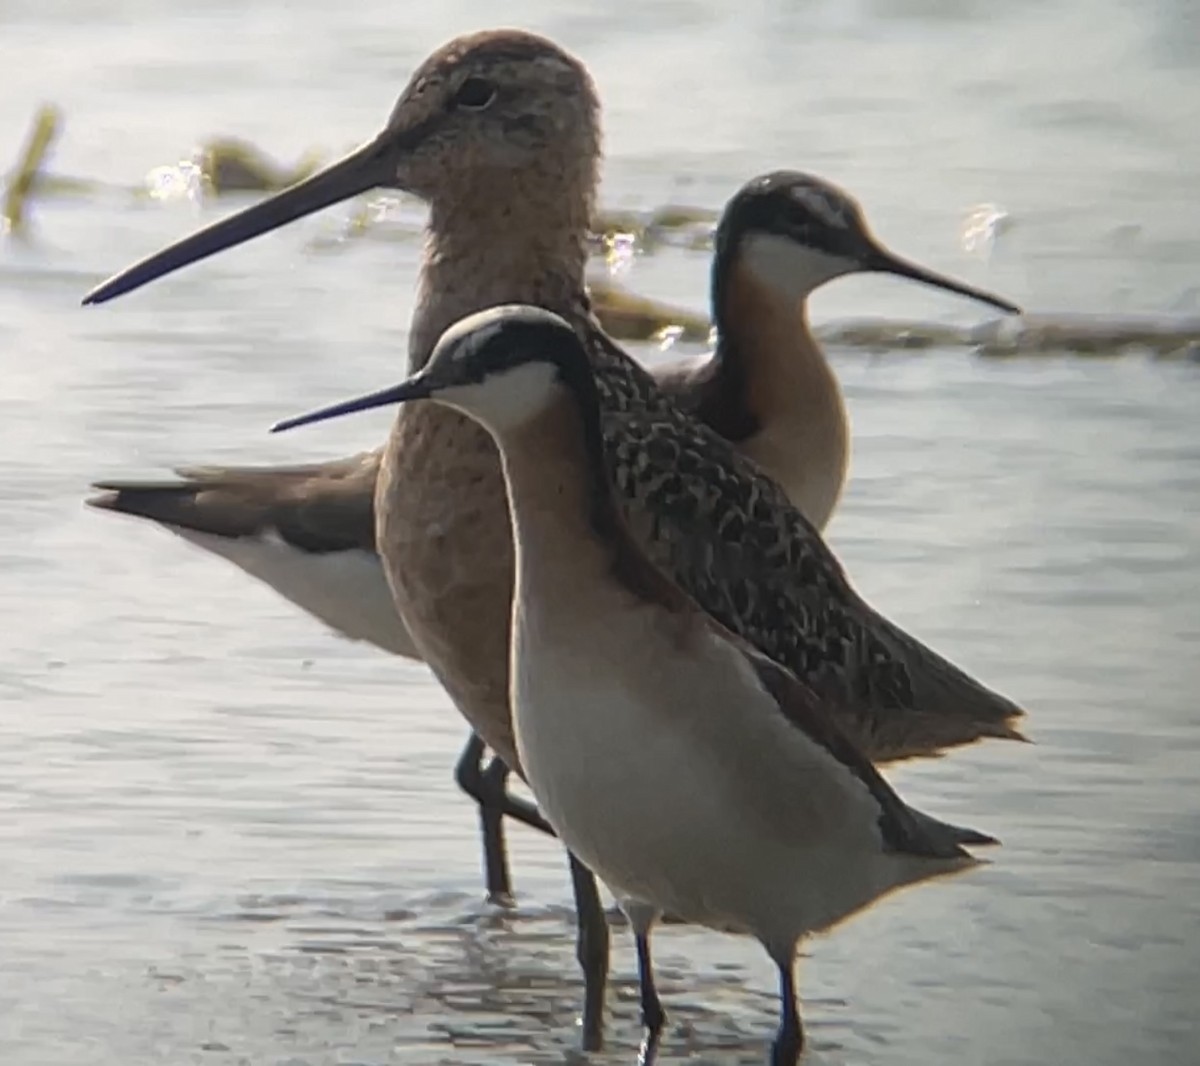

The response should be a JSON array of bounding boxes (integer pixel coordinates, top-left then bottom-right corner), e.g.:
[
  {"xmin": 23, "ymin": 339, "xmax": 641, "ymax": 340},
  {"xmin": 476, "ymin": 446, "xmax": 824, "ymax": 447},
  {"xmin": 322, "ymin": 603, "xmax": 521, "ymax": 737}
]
[
  {"xmin": 380, "ymin": 30, "xmax": 600, "ymax": 201},
  {"xmin": 715, "ymin": 170, "xmax": 1021, "ymax": 314},
  {"xmin": 83, "ymin": 30, "xmax": 601, "ymax": 305}
]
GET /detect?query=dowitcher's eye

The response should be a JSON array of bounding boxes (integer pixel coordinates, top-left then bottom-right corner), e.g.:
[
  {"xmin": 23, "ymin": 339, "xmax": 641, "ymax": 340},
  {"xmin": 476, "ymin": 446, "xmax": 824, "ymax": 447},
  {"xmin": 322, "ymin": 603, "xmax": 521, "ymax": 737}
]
[{"xmin": 453, "ymin": 77, "xmax": 497, "ymax": 111}]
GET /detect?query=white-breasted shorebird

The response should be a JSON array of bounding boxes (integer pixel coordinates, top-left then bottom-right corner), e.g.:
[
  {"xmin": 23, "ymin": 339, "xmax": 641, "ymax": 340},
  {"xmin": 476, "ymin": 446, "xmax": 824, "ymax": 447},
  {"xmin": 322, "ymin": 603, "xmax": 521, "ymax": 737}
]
[
  {"xmin": 82, "ymin": 28, "xmax": 1024, "ymax": 1052},
  {"xmin": 271, "ymin": 304, "xmax": 996, "ymax": 1065},
  {"xmin": 86, "ymin": 167, "xmax": 1017, "ymax": 900}
]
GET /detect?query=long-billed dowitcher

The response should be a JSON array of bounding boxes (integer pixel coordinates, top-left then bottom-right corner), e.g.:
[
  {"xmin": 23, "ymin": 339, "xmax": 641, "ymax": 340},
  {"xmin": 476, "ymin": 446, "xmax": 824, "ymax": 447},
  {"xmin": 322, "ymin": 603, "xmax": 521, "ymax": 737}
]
[
  {"xmin": 82, "ymin": 28, "xmax": 1024, "ymax": 1051},
  {"xmin": 273, "ymin": 304, "xmax": 995, "ymax": 1065},
  {"xmin": 86, "ymin": 168, "xmax": 1017, "ymax": 897}
]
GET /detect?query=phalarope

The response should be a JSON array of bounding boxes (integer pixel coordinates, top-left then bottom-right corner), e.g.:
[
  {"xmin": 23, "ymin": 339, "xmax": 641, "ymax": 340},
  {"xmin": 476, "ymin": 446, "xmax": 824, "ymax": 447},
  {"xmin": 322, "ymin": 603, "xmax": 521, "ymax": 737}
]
[{"xmin": 272, "ymin": 303, "xmax": 995, "ymax": 1065}]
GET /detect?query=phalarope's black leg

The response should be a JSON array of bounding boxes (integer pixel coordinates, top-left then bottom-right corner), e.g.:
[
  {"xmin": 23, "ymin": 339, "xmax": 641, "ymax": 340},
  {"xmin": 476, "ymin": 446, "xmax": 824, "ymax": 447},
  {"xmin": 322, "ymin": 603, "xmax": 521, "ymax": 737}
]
[
  {"xmin": 568, "ymin": 852, "xmax": 610, "ymax": 1052},
  {"xmin": 771, "ymin": 954, "xmax": 804, "ymax": 1066},
  {"xmin": 635, "ymin": 927, "xmax": 665, "ymax": 1065}
]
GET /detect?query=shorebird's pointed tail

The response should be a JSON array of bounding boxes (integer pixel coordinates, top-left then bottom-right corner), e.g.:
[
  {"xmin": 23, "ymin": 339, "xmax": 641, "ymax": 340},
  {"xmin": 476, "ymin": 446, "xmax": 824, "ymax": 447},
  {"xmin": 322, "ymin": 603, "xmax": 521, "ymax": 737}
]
[
  {"xmin": 851, "ymin": 608, "xmax": 1029, "ymax": 764},
  {"xmin": 87, "ymin": 475, "xmax": 249, "ymax": 537},
  {"xmin": 85, "ymin": 454, "xmax": 379, "ymax": 548},
  {"xmin": 909, "ymin": 808, "xmax": 999, "ymax": 850},
  {"xmin": 84, "ymin": 458, "xmax": 419, "ymax": 659}
]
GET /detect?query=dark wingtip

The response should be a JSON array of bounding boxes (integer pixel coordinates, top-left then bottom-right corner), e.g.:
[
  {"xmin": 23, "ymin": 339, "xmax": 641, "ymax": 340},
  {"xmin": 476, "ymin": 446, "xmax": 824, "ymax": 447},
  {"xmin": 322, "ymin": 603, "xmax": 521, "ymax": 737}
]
[
  {"xmin": 949, "ymin": 823, "xmax": 1001, "ymax": 848},
  {"xmin": 84, "ymin": 490, "xmax": 119, "ymax": 511},
  {"xmin": 85, "ymin": 480, "xmax": 195, "ymax": 514},
  {"xmin": 85, "ymin": 484, "xmax": 150, "ymax": 514},
  {"xmin": 994, "ymin": 717, "xmax": 1033, "ymax": 745},
  {"xmin": 907, "ymin": 807, "xmax": 999, "ymax": 856},
  {"xmin": 88, "ymin": 479, "xmax": 143, "ymax": 495}
]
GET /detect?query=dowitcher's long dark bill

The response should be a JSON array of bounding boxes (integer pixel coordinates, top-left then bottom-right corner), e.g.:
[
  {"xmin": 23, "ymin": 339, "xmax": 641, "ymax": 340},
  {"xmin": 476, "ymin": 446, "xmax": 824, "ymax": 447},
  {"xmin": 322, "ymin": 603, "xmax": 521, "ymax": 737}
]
[
  {"xmin": 271, "ymin": 376, "xmax": 433, "ymax": 434},
  {"xmin": 868, "ymin": 246, "xmax": 1021, "ymax": 315},
  {"xmin": 82, "ymin": 130, "xmax": 401, "ymax": 306}
]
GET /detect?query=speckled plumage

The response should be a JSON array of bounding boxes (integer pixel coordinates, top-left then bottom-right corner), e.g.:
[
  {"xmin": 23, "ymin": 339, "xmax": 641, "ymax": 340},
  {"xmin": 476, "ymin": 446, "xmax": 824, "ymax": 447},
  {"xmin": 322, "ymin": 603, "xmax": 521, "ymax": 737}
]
[
  {"xmin": 383, "ymin": 299, "xmax": 1024, "ymax": 772},
  {"xmin": 586, "ymin": 328, "xmax": 1023, "ymax": 761}
]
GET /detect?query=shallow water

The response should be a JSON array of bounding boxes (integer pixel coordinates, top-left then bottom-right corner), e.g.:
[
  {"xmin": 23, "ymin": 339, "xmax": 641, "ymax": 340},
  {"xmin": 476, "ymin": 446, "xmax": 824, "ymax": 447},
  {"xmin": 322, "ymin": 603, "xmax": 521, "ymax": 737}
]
[{"xmin": 2, "ymin": 1, "xmax": 1199, "ymax": 1064}]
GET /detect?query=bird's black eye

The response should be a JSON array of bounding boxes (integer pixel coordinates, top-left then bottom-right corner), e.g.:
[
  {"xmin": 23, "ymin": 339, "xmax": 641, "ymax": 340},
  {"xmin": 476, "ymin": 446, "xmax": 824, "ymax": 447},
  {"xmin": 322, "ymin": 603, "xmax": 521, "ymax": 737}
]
[{"xmin": 453, "ymin": 77, "xmax": 497, "ymax": 111}]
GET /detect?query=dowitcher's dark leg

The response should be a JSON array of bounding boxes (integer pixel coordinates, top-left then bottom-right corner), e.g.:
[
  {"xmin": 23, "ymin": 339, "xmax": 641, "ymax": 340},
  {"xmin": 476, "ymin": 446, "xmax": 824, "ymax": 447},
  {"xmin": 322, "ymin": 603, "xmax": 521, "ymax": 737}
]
[
  {"xmin": 568, "ymin": 851, "xmax": 610, "ymax": 1052},
  {"xmin": 634, "ymin": 925, "xmax": 666, "ymax": 1065},
  {"xmin": 454, "ymin": 734, "xmax": 556, "ymax": 903},
  {"xmin": 480, "ymin": 752, "xmax": 554, "ymax": 835},
  {"xmin": 454, "ymin": 733, "xmax": 513, "ymax": 903},
  {"xmin": 771, "ymin": 950, "xmax": 804, "ymax": 1066}
]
